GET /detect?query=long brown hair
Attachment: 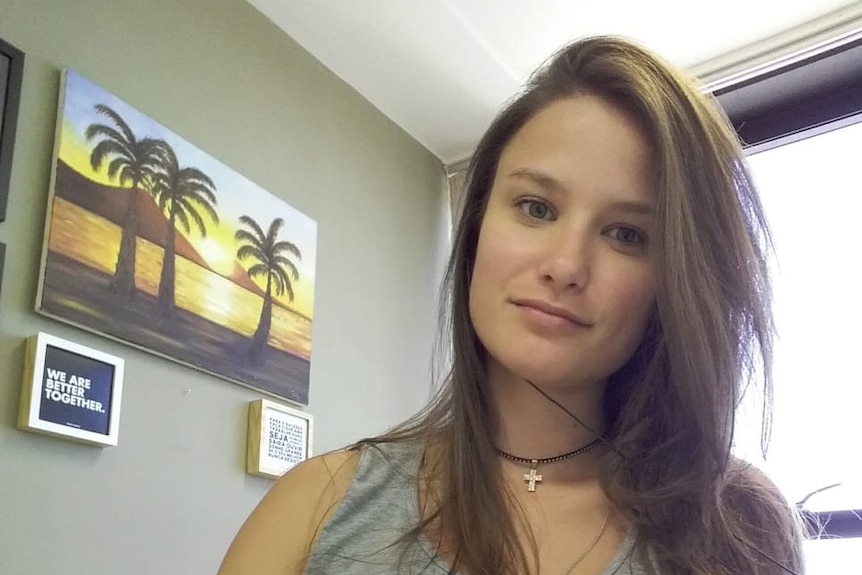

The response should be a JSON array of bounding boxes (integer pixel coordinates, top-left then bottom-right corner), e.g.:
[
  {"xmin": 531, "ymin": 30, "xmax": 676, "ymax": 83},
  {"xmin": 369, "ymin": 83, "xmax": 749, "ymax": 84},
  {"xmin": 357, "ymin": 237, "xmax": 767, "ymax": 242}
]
[{"xmin": 364, "ymin": 36, "xmax": 805, "ymax": 575}]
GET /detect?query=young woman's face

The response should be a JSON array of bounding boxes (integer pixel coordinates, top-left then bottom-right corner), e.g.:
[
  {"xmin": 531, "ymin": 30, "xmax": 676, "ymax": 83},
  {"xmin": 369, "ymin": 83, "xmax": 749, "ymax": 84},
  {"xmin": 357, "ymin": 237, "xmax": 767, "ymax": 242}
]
[{"xmin": 469, "ymin": 95, "xmax": 656, "ymax": 390}]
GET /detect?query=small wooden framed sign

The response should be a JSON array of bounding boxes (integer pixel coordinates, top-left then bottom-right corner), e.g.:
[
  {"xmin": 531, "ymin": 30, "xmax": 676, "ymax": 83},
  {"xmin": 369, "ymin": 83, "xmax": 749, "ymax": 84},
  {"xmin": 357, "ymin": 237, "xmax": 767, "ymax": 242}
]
[
  {"xmin": 247, "ymin": 398, "xmax": 313, "ymax": 478},
  {"xmin": 18, "ymin": 332, "xmax": 124, "ymax": 447}
]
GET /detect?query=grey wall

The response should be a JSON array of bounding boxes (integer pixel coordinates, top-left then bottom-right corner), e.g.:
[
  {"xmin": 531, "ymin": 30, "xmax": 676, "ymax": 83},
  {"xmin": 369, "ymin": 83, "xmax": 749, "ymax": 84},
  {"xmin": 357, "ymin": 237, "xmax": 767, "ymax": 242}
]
[{"xmin": 0, "ymin": 1, "xmax": 447, "ymax": 574}]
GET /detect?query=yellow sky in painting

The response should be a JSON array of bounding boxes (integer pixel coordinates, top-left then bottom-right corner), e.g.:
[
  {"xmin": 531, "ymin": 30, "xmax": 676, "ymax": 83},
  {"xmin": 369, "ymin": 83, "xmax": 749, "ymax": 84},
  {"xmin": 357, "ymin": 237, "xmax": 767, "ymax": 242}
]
[{"xmin": 58, "ymin": 112, "xmax": 317, "ymax": 320}]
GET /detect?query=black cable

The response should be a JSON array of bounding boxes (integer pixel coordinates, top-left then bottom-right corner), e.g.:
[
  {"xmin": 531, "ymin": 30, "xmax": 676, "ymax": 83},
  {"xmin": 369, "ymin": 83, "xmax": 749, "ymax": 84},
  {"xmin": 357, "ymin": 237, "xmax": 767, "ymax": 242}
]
[{"xmin": 521, "ymin": 378, "xmax": 606, "ymax": 439}]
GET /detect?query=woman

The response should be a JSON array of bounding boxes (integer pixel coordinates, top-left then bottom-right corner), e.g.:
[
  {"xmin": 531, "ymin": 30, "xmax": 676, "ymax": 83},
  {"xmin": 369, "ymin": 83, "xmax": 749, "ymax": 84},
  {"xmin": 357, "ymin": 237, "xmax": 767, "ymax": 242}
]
[{"xmin": 219, "ymin": 36, "xmax": 805, "ymax": 575}]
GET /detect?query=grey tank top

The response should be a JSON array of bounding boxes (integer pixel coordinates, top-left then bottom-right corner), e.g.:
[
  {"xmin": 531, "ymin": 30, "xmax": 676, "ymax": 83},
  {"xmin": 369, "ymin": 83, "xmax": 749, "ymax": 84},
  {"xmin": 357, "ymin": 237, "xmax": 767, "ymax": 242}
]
[{"xmin": 302, "ymin": 441, "xmax": 654, "ymax": 575}]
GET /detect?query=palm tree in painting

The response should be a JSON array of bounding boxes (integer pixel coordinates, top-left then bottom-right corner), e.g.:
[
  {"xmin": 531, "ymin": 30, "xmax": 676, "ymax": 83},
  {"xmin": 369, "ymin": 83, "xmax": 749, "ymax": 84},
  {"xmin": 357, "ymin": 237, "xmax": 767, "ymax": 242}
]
[
  {"xmin": 150, "ymin": 141, "xmax": 219, "ymax": 320},
  {"xmin": 235, "ymin": 216, "xmax": 301, "ymax": 356},
  {"xmin": 86, "ymin": 104, "xmax": 164, "ymax": 300}
]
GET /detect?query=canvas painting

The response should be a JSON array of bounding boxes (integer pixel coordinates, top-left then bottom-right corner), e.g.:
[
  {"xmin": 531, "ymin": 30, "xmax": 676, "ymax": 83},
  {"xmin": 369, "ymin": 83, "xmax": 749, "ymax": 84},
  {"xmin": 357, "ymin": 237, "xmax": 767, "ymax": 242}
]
[{"xmin": 37, "ymin": 69, "xmax": 317, "ymax": 404}]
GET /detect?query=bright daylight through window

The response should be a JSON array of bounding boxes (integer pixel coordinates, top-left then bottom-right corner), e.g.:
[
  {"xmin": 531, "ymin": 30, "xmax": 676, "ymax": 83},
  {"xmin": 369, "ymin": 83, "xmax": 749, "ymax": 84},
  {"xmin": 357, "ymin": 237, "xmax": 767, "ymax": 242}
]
[{"xmin": 734, "ymin": 117, "xmax": 862, "ymax": 573}]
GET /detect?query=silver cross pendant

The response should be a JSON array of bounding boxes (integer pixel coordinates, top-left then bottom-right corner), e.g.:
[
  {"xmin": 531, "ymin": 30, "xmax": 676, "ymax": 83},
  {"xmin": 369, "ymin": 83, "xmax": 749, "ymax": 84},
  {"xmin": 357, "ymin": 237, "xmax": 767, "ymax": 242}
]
[{"xmin": 523, "ymin": 460, "xmax": 542, "ymax": 492}]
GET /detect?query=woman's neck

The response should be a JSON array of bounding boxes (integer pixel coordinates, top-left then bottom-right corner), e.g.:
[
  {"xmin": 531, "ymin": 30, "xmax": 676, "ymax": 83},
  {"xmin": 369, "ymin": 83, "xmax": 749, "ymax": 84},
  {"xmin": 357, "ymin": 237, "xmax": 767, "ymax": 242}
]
[{"xmin": 488, "ymin": 359, "xmax": 607, "ymax": 461}]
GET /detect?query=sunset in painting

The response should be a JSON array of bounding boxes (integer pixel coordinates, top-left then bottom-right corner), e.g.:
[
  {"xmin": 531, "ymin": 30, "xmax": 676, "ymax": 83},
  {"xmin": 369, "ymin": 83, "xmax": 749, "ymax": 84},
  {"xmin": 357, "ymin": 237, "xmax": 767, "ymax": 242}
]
[{"xmin": 37, "ymin": 69, "xmax": 317, "ymax": 404}]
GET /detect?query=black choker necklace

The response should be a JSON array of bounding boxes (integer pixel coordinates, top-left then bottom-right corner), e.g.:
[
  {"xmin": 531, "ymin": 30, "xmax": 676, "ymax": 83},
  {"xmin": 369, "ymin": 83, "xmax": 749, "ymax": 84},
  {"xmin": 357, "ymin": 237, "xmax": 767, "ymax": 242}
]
[{"xmin": 494, "ymin": 437, "xmax": 602, "ymax": 492}]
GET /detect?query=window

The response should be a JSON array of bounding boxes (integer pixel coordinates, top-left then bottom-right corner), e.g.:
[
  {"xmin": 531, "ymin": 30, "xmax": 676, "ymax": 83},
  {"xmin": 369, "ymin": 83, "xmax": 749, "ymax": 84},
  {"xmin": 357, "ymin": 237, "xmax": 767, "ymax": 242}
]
[
  {"xmin": 742, "ymin": 115, "xmax": 862, "ymax": 527},
  {"xmin": 711, "ymin": 24, "xmax": 862, "ymax": 574}
]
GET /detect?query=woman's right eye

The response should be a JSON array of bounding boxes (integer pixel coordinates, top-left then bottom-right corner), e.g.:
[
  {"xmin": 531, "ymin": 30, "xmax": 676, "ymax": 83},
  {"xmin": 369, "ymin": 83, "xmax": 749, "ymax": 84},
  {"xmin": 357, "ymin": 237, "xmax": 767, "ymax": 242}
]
[{"xmin": 514, "ymin": 198, "xmax": 555, "ymax": 221}]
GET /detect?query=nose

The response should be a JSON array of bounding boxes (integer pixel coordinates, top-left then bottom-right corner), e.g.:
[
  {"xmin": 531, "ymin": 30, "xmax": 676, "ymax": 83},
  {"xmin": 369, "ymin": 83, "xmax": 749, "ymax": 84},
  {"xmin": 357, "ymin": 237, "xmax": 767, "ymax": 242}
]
[{"xmin": 537, "ymin": 226, "xmax": 591, "ymax": 290}]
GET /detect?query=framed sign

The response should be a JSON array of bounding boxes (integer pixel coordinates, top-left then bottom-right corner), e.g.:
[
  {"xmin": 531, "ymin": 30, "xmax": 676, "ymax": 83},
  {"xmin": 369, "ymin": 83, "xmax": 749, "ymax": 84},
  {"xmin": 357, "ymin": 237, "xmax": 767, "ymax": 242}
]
[
  {"xmin": 247, "ymin": 398, "xmax": 313, "ymax": 478},
  {"xmin": 18, "ymin": 332, "xmax": 124, "ymax": 447},
  {"xmin": 1, "ymin": 36, "xmax": 25, "ymax": 221}
]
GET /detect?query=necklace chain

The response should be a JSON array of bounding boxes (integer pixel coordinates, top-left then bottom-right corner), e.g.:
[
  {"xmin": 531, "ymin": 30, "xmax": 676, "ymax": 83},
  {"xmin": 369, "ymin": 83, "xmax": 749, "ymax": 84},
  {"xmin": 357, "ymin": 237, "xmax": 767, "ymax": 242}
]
[
  {"xmin": 494, "ymin": 436, "xmax": 602, "ymax": 465},
  {"xmin": 562, "ymin": 507, "xmax": 612, "ymax": 575}
]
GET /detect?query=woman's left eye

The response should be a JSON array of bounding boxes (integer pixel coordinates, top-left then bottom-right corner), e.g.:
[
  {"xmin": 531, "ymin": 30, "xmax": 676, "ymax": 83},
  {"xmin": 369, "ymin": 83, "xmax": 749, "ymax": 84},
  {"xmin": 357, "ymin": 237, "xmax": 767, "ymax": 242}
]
[{"xmin": 607, "ymin": 226, "xmax": 647, "ymax": 246}]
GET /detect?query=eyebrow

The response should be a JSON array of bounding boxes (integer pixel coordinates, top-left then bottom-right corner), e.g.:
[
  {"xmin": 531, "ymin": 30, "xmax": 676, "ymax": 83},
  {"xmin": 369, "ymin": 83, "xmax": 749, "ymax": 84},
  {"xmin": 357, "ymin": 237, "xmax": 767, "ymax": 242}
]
[
  {"xmin": 506, "ymin": 168, "xmax": 654, "ymax": 215},
  {"xmin": 507, "ymin": 168, "xmax": 566, "ymax": 195},
  {"xmin": 610, "ymin": 200, "xmax": 654, "ymax": 215}
]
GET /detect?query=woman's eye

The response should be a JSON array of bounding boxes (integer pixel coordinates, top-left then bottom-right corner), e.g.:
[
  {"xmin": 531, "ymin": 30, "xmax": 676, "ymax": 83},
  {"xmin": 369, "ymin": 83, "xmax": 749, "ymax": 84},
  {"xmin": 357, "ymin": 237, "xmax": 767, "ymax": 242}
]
[
  {"xmin": 608, "ymin": 226, "xmax": 646, "ymax": 246},
  {"xmin": 515, "ymin": 198, "xmax": 554, "ymax": 221}
]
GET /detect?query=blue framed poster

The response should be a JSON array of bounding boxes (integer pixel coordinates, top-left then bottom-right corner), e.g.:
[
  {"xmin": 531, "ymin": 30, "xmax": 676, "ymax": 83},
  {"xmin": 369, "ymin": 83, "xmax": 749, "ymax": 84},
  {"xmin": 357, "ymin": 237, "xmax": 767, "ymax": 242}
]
[{"xmin": 18, "ymin": 332, "xmax": 124, "ymax": 446}]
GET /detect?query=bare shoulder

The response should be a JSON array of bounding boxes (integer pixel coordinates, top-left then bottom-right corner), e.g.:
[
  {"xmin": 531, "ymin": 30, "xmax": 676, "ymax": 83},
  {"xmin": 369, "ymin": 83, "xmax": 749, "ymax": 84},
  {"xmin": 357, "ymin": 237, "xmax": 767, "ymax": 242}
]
[{"xmin": 218, "ymin": 449, "xmax": 361, "ymax": 575}]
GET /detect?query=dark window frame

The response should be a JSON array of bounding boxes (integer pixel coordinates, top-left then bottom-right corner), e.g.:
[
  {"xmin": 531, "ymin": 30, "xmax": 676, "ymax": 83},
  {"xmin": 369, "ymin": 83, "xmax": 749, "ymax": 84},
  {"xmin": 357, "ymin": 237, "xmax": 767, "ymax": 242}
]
[
  {"xmin": 713, "ymin": 35, "xmax": 862, "ymax": 153},
  {"xmin": 800, "ymin": 509, "xmax": 862, "ymax": 539}
]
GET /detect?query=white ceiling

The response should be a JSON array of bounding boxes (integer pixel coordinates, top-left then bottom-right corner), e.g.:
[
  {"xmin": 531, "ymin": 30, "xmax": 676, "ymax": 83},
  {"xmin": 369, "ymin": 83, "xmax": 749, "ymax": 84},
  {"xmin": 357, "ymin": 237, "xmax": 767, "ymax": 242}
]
[{"xmin": 245, "ymin": 0, "xmax": 862, "ymax": 164}]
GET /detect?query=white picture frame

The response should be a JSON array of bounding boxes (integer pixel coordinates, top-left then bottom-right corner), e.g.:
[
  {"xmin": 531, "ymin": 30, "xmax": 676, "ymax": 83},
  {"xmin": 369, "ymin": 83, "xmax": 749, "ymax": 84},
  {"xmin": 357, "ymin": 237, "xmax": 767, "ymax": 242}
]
[
  {"xmin": 18, "ymin": 332, "xmax": 124, "ymax": 447},
  {"xmin": 247, "ymin": 398, "xmax": 313, "ymax": 478}
]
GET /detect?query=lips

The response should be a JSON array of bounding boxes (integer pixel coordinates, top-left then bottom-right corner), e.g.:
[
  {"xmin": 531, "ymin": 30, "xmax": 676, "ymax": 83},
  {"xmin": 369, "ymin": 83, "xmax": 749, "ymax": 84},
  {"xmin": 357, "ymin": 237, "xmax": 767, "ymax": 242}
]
[{"xmin": 511, "ymin": 298, "xmax": 591, "ymax": 327}]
